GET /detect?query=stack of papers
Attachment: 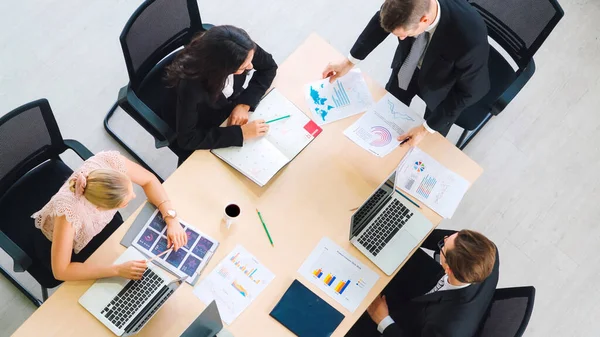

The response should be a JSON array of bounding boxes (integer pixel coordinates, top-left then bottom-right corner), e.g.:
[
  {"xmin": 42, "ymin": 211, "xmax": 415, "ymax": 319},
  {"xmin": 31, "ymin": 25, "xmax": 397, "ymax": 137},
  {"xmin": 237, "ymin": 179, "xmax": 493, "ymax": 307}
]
[
  {"xmin": 305, "ymin": 69, "xmax": 374, "ymax": 125},
  {"xmin": 395, "ymin": 147, "xmax": 470, "ymax": 218},
  {"xmin": 344, "ymin": 93, "xmax": 424, "ymax": 157}
]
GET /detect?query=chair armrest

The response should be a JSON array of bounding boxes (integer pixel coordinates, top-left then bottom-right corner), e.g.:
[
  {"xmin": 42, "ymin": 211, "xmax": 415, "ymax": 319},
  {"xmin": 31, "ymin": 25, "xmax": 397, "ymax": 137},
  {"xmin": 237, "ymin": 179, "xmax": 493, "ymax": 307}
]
[
  {"xmin": 63, "ymin": 139, "xmax": 94, "ymax": 161},
  {"xmin": 118, "ymin": 85, "xmax": 177, "ymax": 148},
  {"xmin": 0, "ymin": 231, "xmax": 32, "ymax": 272},
  {"xmin": 491, "ymin": 59, "xmax": 536, "ymax": 115}
]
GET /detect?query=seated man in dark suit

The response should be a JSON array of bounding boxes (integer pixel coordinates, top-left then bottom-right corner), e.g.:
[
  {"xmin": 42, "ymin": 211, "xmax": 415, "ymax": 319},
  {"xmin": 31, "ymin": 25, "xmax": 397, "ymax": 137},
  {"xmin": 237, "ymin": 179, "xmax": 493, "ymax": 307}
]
[{"xmin": 346, "ymin": 229, "xmax": 499, "ymax": 337}]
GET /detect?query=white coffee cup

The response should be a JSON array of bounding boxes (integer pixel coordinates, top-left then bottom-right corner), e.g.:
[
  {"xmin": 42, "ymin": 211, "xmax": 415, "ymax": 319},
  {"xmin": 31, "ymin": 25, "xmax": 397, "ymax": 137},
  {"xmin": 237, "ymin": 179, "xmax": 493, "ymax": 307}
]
[{"xmin": 223, "ymin": 203, "xmax": 241, "ymax": 229}]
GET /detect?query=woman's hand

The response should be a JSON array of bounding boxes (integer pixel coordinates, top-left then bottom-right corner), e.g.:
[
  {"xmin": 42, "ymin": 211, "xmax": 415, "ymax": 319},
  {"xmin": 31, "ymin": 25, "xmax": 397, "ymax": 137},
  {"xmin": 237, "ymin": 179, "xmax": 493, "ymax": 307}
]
[
  {"xmin": 116, "ymin": 260, "xmax": 147, "ymax": 280},
  {"xmin": 229, "ymin": 104, "xmax": 251, "ymax": 126},
  {"xmin": 241, "ymin": 120, "xmax": 269, "ymax": 140},
  {"xmin": 165, "ymin": 218, "xmax": 187, "ymax": 251}
]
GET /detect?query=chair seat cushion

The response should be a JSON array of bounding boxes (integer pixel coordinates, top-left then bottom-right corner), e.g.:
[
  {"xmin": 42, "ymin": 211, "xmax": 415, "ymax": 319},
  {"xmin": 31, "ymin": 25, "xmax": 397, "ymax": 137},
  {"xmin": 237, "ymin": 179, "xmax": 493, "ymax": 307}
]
[
  {"xmin": 0, "ymin": 158, "xmax": 72, "ymax": 288},
  {"xmin": 455, "ymin": 48, "xmax": 518, "ymax": 130}
]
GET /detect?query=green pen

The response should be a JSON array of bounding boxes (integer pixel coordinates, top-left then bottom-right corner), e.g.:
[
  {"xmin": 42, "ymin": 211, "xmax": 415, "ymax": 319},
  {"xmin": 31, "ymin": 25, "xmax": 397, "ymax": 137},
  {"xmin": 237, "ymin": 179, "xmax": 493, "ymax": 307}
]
[
  {"xmin": 256, "ymin": 209, "xmax": 275, "ymax": 247},
  {"xmin": 265, "ymin": 115, "xmax": 291, "ymax": 124}
]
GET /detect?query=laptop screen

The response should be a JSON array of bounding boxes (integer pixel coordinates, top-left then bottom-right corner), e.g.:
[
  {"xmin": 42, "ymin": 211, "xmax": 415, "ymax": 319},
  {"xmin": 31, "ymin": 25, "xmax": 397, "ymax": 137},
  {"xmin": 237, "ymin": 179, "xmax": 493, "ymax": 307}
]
[
  {"xmin": 349, "ymin": 171, "xmax": 396, "ymax": 239},
  {"xmin": 180, "ymin": 301, "xmax": 223, "ymax": 337}
]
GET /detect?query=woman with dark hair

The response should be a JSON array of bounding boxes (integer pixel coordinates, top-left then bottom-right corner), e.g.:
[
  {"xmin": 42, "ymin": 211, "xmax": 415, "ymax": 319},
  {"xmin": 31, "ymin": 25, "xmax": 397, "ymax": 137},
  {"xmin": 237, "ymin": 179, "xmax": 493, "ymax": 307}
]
[{"xmin": 162, "ymin": 25, "xmax": 278, "ymax": 164}]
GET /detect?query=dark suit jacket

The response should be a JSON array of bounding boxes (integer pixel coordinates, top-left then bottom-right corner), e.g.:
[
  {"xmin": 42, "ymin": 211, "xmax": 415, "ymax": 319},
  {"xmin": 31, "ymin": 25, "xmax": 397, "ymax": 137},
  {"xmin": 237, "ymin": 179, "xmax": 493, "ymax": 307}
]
[
  {"xmin": 382, "ymin": 230, "xmax": 500, "ymax": 337},
  {"xmin": 350, "ymin": 0, "xmax": 490, "ymax": 132},
  {"xmin": 163, "ymin": 44, "xmax": 277, "ymax": 153}
]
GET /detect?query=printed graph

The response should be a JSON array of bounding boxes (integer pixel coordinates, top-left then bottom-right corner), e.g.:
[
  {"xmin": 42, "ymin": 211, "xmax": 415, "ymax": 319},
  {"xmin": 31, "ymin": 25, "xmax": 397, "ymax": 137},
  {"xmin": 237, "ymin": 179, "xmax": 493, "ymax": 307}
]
[
  {"xmin": 387, "ymin": 99, "xmax": 415, "ymax": 121},
  {"xmin": 332, "ymin": 81, "xmax": 351, "ymax": 107},
  {"xmin": 416, "ymin": 175, "xmax": 437, "ymax": 199},
  {"xmin": 230, "ymin": 253, "xmax": 263, "ymax": 284},
  {"xmin": 334, "ymin": 280, "xmax": 351, "ymax": 295},
  {"xmin": 231, "ymin": 280, "xmax": 249, "ymax": 297},
  {"xmin": 312, "ymin": 268, "xmax": 351, "ymax": 294},
  {"xmin": 369, "ymin": 126, "xmax": 392, "ymax": 147},
  {"xmin": 414, "ymin": 161, "xmax": 425, "ymax": 172}
]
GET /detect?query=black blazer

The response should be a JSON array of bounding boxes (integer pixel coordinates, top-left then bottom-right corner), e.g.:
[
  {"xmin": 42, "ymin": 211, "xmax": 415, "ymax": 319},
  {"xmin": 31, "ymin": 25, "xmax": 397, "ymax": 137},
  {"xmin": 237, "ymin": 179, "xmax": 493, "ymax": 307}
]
[
  {"xmin": 383, "ymin": 230, "xmax": 500, "ymax": 337},
  {"xmin": 163, "ymin": 44, "xmax": 277, "ymax": 152},
  {"xmin": 350, "ymin": 0, "xmax": 490, "ymax": 132}
]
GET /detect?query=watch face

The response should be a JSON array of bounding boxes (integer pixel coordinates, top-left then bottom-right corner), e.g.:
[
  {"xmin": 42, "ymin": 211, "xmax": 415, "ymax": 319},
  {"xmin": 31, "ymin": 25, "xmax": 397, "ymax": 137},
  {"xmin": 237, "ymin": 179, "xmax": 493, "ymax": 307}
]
[{"xmin": 167, "ymin": 210, "xmax": 177, "ymax": 218}]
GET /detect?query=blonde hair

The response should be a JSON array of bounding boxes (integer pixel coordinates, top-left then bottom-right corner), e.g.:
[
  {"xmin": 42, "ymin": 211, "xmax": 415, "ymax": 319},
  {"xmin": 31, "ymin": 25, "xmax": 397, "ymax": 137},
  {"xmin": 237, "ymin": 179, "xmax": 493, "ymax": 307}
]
[{"xmin": 69, "ymin": 169, "xmax": 131, "ymax": 209}]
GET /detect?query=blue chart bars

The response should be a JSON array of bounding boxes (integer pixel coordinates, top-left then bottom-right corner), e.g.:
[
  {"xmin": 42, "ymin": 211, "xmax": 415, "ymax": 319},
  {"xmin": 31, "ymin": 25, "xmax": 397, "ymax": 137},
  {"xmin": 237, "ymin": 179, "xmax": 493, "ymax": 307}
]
[{"xmin": 332, "ymin": 81, "xmax": 351, "ymax": 107}]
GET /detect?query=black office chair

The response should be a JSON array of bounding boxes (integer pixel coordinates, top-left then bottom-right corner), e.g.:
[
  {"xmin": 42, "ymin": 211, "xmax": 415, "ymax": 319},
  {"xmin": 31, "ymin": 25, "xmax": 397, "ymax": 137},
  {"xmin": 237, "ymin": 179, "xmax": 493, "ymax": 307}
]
[
  {"xmin": 103, "ymin": 0, "xmax": 213, "ymax": 181},
  {"xmin": 0, "ymin": 99, "xmax": 96, "ymax": 306},
  {"xmin": 454, "ymin": 0, "xmax": 564, "ymax": 149},
  {"xmin": 475, "ymin": 286, "xmax": 536, "ymax": 337}
]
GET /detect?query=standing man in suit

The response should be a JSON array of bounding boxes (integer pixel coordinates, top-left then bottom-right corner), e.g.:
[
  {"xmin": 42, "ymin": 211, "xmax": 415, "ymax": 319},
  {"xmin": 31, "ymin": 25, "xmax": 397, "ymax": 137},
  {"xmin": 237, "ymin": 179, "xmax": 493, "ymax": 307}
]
[
  {"xmin": 323, "ymin": 0, "xmax": 490, "ymax": 145},
  {"xmin": 346, "ymin": 229, "xmax": 499, "ymax": 337}
]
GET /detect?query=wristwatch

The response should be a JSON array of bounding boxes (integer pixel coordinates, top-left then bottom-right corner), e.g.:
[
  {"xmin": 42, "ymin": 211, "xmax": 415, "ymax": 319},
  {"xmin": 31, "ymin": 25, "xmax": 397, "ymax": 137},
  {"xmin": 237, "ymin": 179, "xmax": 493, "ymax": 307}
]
[{"xmin": 162, "ymin": 209, "xmax": 177, "ymax": 220}]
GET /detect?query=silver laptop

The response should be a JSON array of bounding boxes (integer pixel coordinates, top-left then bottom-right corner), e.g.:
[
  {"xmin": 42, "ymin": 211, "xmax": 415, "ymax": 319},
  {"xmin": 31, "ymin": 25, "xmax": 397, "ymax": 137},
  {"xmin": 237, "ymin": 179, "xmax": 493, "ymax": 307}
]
[
  {"xmin": 79, "ymin": 246, "xmax": 186, "ymax": 336},
  {"xmin": 350, "ymin": 171, "xmax": 433, "ymax": 275},
  {"xmin": 180, "ymin": 300, "xmax": 223, "ymax": 337}
]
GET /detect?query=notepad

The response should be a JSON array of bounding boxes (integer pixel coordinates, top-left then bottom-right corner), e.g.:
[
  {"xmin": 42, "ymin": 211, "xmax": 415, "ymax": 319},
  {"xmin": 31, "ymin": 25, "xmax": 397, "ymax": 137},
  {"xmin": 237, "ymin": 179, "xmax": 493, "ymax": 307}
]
[
  {"xmin": 211, "ymin": 89, "xmax": 322, "ymax": 187},
  {"xmin": 270, "ymin": 280, "xmax": 345, "ymax": 337}
]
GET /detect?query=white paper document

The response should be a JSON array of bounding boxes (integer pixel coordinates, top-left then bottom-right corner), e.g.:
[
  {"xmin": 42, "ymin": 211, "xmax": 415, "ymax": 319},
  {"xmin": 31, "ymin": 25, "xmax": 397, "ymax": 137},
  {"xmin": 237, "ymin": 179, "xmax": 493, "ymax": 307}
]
[
  {"xmin": 212, "ymin": 89, "xmax": 322, "ymax": 187},
  {"xmin": 305, "ymin": 69, "xmax": 374, "ymax": 125},
  {"xmin": 193, "ymin": 245, "xmax": 275, "ymax": 324},
  {"xmin": 132, "ymin": 210, "xmax": 218, "ymax": 285},
  {"xmin": 298, "ymin": 237, "xmax": 379, "ymax": 312},
  {"xmin": 395, "ymin": 147, "xmax": 470, "ymax": 218},
  {"xmin": 344, "ymin": 93, "xmax": 424, "ymax": 157}
]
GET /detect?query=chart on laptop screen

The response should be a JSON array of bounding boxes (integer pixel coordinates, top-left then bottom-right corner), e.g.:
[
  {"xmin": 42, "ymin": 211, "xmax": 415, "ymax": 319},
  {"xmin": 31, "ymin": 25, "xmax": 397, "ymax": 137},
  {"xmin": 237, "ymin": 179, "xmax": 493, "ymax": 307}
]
[
  {"xmin": 132, "ymin": 210, "xmax": 219, "ymax": 284},
  {"xmin": 298, "ymin": 237, "xmax": 379, "ymax": 312}
]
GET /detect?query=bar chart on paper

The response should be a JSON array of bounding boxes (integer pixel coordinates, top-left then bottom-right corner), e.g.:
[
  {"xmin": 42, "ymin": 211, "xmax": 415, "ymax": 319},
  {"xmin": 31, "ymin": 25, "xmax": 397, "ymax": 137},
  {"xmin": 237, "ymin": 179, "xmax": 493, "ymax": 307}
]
[
  {"xmin": 193, "ymin": 245, "xmax": 275, "ymax": 324},
  {"xmin": 299, "ymin": 237, "xmax": 379, "ymax": 312}
]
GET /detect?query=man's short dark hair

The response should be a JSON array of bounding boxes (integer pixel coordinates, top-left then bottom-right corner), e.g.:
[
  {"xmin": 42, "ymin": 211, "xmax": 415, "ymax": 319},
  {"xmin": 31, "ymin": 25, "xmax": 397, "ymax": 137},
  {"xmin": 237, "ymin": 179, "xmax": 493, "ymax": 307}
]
[
  {"xmin": 380, "ymin": 0, "xmax": 431, "ymax": 32},
  {"xmin": 445, "ymin": 230, "xmax": 496, "ymax": 283}
]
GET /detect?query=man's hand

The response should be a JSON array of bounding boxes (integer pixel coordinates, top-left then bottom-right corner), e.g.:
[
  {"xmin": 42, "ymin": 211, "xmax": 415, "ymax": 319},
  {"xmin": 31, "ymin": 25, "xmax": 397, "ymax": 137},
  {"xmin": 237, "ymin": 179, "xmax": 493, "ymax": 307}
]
[
  {"xmin": 229, "ymin": 104, "xmax": 251, "ymax": 126},
  {"xmin": 398, "ymin": 125, "xmax": 429, "ymax": 147},
  {"xmin": 367, "ymin": 294, "xmax": 390, "ymax": 324},
  {"xmin": 322, "ymin": 58, "xmax": 354, "ymax": 83},
  {"xmin": 165, "ymin": 218, "xmax": 187, "ymax": 251}
]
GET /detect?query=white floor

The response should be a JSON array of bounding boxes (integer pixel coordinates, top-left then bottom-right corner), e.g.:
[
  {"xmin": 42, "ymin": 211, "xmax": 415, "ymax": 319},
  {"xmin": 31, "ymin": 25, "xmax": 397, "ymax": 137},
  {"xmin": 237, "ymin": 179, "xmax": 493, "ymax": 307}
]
[{"xmin": 1, "ymin": 0, "xmax": 598, "ymax": 336}]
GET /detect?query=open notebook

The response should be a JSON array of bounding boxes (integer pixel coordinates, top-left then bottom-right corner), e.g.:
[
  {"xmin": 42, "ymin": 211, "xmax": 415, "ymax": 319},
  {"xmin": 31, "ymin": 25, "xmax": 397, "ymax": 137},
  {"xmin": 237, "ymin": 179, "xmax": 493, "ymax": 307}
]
[{"xmin": 212, "ymin": 89, "xmax": 322, "ymax": 186}]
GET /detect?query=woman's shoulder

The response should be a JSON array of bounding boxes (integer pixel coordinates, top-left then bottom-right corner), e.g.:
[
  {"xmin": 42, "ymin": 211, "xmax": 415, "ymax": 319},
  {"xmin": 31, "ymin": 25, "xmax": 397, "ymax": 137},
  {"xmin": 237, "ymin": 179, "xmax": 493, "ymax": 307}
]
[{"xmin": 84, "ymin": 151, "xmax": 127, "ymax": 174}]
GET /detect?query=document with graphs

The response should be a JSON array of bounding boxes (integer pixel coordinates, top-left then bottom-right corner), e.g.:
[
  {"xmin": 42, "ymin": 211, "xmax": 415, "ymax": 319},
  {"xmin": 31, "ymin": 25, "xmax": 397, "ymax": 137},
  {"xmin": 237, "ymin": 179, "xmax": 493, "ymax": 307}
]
[
  {"xmin": 394, "ymin": 147, "xmax": 470, "ymax": 218},
  {"xmin": 344, "ymin": 93, "xmax": 423, "ymax": 157}
]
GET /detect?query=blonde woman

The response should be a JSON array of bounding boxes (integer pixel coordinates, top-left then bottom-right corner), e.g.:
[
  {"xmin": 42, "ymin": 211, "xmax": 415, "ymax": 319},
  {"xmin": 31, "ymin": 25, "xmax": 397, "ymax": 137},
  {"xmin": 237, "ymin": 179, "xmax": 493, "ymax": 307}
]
[{"xmin": 32, "ymin": 151, "xmax": 187, "ymax": 281}]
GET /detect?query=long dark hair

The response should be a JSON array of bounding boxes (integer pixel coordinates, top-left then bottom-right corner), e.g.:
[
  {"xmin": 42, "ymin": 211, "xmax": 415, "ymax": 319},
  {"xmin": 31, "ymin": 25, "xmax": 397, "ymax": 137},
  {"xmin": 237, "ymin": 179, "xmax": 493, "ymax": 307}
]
[{"xmin": 164, "ymin": 25, "xmax": 256, "ymax": 102}]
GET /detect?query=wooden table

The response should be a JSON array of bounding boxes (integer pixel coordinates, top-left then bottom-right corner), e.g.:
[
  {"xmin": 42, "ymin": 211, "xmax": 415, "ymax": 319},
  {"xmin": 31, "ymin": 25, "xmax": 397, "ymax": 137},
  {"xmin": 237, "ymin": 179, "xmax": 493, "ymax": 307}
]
[{"xmin": 12, "ymin": 33, "xmax": 483, "ymax": 337}]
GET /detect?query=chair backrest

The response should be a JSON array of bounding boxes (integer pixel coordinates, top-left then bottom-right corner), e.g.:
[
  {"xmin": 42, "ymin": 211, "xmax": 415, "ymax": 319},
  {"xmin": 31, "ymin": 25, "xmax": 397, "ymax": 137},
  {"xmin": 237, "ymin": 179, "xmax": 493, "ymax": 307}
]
[
  {"xmin": 0, "ymin": 99, "xmax": 66, "ymax": 196},
  {"xmin": 477, "ymin": 286, "xmax": 536, "ymax": 337},
  {"xmin": 469, "ymin": 0, "xmax": 564, "ymax": 70},
  {"xmin": 120, "ymin": 0, "xmax": 204, "ymax": 90}
]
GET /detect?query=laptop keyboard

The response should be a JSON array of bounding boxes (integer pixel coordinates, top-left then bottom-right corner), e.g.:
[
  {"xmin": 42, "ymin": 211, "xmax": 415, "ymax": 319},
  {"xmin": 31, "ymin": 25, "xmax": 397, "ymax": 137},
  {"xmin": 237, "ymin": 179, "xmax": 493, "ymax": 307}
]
[
  {"xmin": 357, "ymin": 199, "xmax": 413, "ymax": 256},
  {"xmin": 353, "ymin": 188, "xmax": 388, "ymax": 226},
  {"xmin": 101, "ymin": 268, "xmax": 163, "ymax": 329}
]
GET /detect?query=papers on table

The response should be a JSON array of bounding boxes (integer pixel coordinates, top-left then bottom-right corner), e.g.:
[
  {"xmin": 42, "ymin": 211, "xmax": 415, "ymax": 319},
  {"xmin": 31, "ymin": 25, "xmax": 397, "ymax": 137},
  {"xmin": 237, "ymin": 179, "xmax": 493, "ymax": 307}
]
[
  {"xmin": 193, "ymin": 245, "xmax": 275, "ymax": 324},
  {"xmin": 298, "ymin": 237, "xmax": 379, "ymax": 312},
  {"xmin": 212, "ymin": 89, "xmax": 322, "ymax": 187},
  {"xmin": 305, "ymin": 69, "xmax": 374, "ymax": 125},
  {"xmin": 395, "ymin": 147, "xmax": 470, "ymax": 218},
  {"xmin": 344, "ymin": 93, "xmax": 424, "ymax": 157},
  {"xmin": 132, "ymin": 210, "xmax": 219, "ymax": 285}
]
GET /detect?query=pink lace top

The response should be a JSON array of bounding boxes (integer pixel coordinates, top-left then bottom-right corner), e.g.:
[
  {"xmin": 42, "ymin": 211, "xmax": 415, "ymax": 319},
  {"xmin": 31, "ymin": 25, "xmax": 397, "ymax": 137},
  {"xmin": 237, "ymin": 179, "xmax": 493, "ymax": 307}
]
[{"xmin": 32, "ymin": 151, "xmax": 127, "ymax": 254}]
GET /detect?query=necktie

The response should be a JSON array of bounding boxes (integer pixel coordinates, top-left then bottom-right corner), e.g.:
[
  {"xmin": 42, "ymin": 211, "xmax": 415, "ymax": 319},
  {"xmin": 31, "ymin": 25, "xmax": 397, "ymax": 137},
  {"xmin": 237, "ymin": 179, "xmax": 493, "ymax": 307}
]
[
  {"xmin": 426, "ymin": 275, "xmax": 446, "ymax": 295},
  {"xmin": 397, "ymin": 32, "xmax": 430, "ymax": 90}
]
